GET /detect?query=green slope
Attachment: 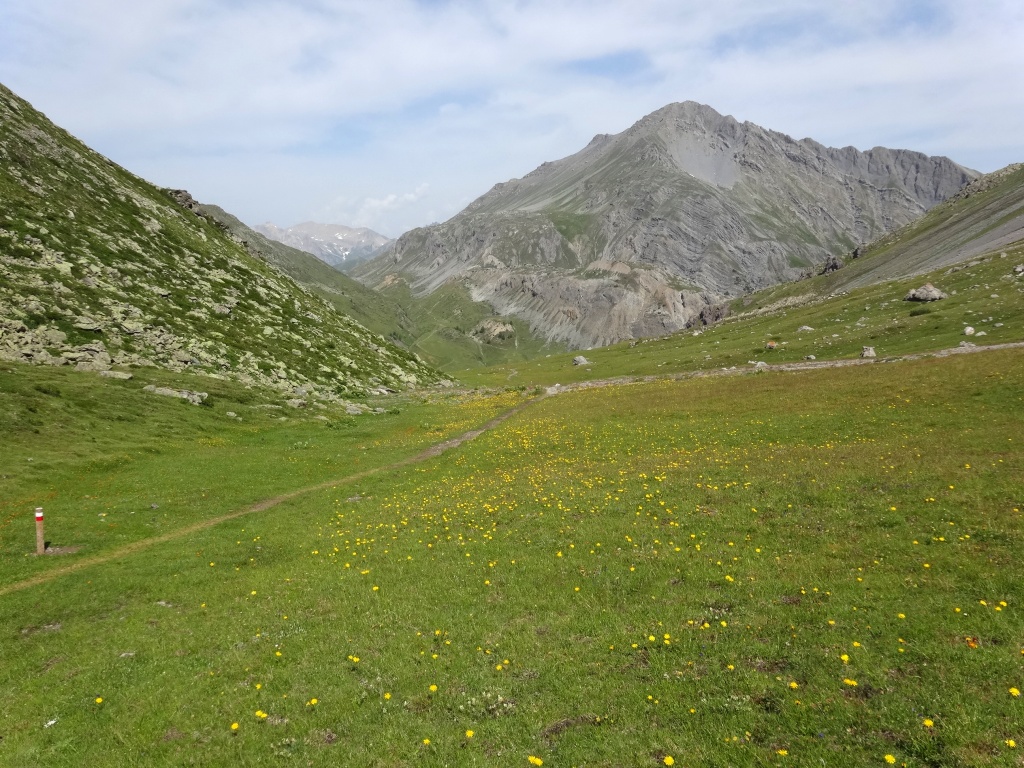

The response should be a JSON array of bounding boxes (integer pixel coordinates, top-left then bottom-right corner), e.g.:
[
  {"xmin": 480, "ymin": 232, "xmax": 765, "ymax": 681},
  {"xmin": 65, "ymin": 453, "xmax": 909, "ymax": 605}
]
[{"xmin": 0, "ymin": 83, "xmax": 442, "ymax": 399}]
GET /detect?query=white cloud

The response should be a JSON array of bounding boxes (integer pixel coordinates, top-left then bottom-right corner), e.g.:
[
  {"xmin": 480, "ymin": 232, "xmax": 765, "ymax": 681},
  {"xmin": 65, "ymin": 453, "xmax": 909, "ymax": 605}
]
[{"xmin": 1, "ymin": 0, "xmax": 1022, "ymax": 235}]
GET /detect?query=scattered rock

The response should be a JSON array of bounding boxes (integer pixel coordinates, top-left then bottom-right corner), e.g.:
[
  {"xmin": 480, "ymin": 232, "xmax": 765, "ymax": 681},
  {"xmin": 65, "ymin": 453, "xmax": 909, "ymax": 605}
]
[
  {"xmin": 975, "ymin": 331, "xmax": 987, "ymax": 336},
  {"xmin": 797, "ymin": 325, "xmax": 814, "ymax": 332},
  {"xmin": 904, "ymin": 283, "xmax": 948, "ymax": 302},
  {"xmin": 959, "ymin": 341, "xmax": 976, "ymax": 348},
  {"xmin": 820, "ymin": 255, "xmax": 844, "ymax": 274},
  {"xmin": 751, "ymin": 361, "xmax": 769, "ymax": 370},
  {"xmin": 861, "ymin": 346, "xmax": 876, "ymax": 358},
  {"xmin": 99, "ymin": 370, "xmax": 133, "ymax": 380},
  {"xmin": 471, "ymin": 318, "xmax": 516, "ymax": 343},
  {"xmin": 572, "ymin": 355, "xmax": 591, "ymax": 366},
  {"xmin": 804, "ymin": 355, "xmax": 816, "ymax": 360},
  {"xmin": 285, "ymin": 399, "xmax": 307, "ymax": 408},
  {"xmin": 1013, "ymin": 264, "xmax": 1024, "ymax": 275},
  {"xmin": 142, "ymin": 384, "xmax": 208, "ymax": 405},
  {"xmin": 345, "ymin": 405, "xmax": 363, "ymax": 415},
  {"xmin": 73, "ymin": 317, "xmax": 104, "ymax": 331},
  {"xmin": 225, "ymin": 411, "xmax": 237, "ymax": 418}
]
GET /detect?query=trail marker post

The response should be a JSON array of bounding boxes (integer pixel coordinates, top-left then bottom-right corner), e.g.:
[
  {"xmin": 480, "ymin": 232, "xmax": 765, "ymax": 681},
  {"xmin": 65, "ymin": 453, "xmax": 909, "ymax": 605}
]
[{"xmin": 35, "ymin": 507, "xmax": 45, "ymax": 555}]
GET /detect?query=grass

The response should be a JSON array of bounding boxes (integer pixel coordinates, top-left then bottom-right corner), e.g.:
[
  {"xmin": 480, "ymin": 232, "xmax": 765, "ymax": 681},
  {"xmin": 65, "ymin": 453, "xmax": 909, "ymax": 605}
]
[
  {"xmin": 2, "ymin": 348, "xmax": 1022, "ymax": 766},
  {"xmin": 0, "ymin": 362, "xmax": 524, "ymax": 586}
]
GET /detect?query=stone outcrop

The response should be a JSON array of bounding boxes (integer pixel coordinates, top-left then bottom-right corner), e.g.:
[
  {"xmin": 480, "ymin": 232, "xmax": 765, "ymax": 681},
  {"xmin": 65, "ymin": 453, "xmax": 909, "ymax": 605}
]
[{"xmin": 904, "ymin": 283, "xmax": 949, "ymax": 301}]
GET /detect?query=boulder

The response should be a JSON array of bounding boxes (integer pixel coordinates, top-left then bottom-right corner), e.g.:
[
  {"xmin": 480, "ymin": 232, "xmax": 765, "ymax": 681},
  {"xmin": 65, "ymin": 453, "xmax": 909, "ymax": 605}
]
[
  {"xmin": 964, "ymin": 326, "xmax": 975, "ymax": 336},
  {"xmin": 820, "ymin": 255, "xmax": 844, "ymax": 274},
  {"xmin": 143, "ymin": 384, "xmax": 208, "ymax": 405},
  {"xmin": 861, "ymin": 346, "xmax": 876, "ymax": 358},
  {"xmin": 904, "ymin": 283, "xmax": 948, "ymax": 302},
  {"xmin": 572, "ymin": 355, "xmax": 591, "ymax": 366},
  {"xmin": 73, "ymin": 317, "xmax": 104, "ymax": 331}
]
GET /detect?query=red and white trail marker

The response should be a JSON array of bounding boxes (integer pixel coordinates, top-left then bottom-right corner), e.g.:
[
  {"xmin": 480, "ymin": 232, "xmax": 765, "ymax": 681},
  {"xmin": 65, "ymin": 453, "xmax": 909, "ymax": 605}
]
[{"xmin": 35, "ymin": 507, "xmax": 45, "ymax": 555}]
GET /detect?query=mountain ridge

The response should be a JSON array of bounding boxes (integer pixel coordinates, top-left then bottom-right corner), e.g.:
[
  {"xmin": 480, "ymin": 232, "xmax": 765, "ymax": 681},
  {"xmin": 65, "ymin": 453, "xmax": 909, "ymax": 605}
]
[
  {"xmin": 355, "ymin": 100, "xmax": 975, "ymax": 349},
  {"xmin": 253, "ymin": 221, "xmax": 392, "ymax": 271}
]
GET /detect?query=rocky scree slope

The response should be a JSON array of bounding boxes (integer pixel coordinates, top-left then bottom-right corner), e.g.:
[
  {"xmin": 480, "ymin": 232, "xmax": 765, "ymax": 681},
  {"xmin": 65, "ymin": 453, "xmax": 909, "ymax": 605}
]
[
  {"xmin": 817, "ymin": 163, "xmax": 1024, "ymax": 293},
  {"xmin": 355, "ymin": 101, "xmax": 975, "ymax": 349},
  {"xmin": 254, "ymin": 221, "xmax": 391, "ymax": 271},
  {"xmin": 0, "ymin": 83, "xmax": 442, "ymax": 401}
]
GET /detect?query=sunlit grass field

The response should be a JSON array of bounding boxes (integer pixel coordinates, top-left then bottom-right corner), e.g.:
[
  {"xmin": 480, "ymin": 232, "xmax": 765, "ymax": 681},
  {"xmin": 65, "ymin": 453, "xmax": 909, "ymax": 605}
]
[{"xmin": 2, "ymin": 349, "xmax": 1022, "ymax": 766}]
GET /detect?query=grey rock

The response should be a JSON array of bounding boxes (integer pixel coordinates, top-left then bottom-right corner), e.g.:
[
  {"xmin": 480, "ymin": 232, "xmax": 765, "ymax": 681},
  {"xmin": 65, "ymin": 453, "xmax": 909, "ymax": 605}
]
[
  {"xmin": 120, "ymin": 320, "xmax": 145, "ymax": 335},
  {"xmin": 904, "ymin": 283, "xmax": 948, "ymax": 301},
  {"xmin": 572, "ymin": 355, "xmax": 591, "ymax": 366},
  {"xmin": 285, "ymin": 398, "xmax": 307, "ymax": 408},
  {"xmin": 142, "ymin": 384, "xmax": 208, "ymax": 405},
  {"xmin": 1014, "ymin": 264, "xmax": 1024, "ymax": 275},
  {"xmin": 345, "ymin": 405, "xmax": 363, "ymax": 415},
  {"xmin": 964, "ymin": 326, "xmax": 976, "ymax": 336},
  {"xmin": 861, "ymin": 346, "xmax": 876, "ymax": 358},
  {"xmin": 73, "ymin": 317, "xmax": 104, "ymax": 331},
  {"xmin": 99, "ymin": 370, "xmax": 133, "ymax": 380},
  {"xmin": 820, "ymin": 255, "xmax": 844, "ymax": 275},
  {"xmin": 804, "ymin": 354, "xmax": 816, "ymax": 360},
  {"xmin": 471, "ymin": 318, "xmax": 516, "ymax": 343},
  {"xmin": 797, "ymin": 325, "xmax": 814, "ymax": 332},
  {"xmin": 959, "ymin": 341, "xmax": 976, "ymax": 348}
]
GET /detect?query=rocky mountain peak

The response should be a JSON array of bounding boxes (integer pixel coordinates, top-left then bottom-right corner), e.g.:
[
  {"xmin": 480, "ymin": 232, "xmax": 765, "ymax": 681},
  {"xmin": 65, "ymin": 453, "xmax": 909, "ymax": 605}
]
[{"xmin": 355, "ymin": 100, "xmax": 977, "ymax": 350}]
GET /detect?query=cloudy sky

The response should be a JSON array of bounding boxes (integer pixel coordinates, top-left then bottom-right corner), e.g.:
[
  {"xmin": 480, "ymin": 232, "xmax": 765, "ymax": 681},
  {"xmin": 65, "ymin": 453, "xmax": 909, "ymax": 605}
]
[{"xmin": 2, "ymin": 1, "xmax": 1022, "ymax": 237}]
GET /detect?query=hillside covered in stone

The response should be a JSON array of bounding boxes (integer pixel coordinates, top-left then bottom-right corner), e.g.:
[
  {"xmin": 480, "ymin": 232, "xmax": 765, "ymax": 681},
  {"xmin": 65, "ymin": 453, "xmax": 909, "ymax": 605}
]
[
  {"xmin": 355, "ymin": 101, "xmax": 976, "ymax": 349},
  {"xmin": 0, "ymin": 83, "xmax": 443, "ymax": 401}
]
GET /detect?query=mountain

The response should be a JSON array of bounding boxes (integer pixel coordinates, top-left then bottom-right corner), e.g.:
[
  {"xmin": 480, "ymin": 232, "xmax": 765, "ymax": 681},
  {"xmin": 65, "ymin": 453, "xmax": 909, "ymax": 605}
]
[
  {"xmin": 722, "ymin": 162, "xmax": 1024, "ymax": 320},
  {"xmin": 354, "ymin": 101, "xmax": 976, "ymax": 349},
  {"xmin": 177, "ymin": 196, "xmax": 419, "ymax": 344},
  {"xmin": 0, "ymin": 83, "xmax": 443, "ymax": 400},
  {"xmin": 808, "ymin": 162, "xmax": 1024, "ymax": 293},
  {"xmin": 186, "ymin": 201, "xmax": 560, "ymax": 372},
  {"xmin": 254, "ymin": 221, "xmax": 391, "ymax": 271}
]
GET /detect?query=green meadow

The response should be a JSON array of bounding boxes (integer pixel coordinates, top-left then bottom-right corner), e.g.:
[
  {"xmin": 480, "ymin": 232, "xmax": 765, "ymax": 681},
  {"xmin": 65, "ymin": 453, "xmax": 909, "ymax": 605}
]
[{"xmin": 2, "ymin": 346, "xmax": 1022, "ymax": 766}]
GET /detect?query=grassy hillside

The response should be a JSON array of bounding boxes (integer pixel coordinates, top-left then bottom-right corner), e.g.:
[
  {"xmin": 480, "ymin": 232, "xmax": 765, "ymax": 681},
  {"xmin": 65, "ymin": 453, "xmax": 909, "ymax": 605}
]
[
  {"xmin": 190, "ymin": 202, "xmax": 420, "ymax": 345},
  {"xmin": 469, "ymin": 238, "xmax": 1024, "ymax": 388},
  {"xmin": 0, "ymin": 83, "xmax": 440, "ymax": 398},
  {"xmin": 378, "ymin": 280, "xmax": 567, "ymax": 372},
  {"xmin": 1, "ymin": 349, "xmax": 1021, "ymax": 765}
]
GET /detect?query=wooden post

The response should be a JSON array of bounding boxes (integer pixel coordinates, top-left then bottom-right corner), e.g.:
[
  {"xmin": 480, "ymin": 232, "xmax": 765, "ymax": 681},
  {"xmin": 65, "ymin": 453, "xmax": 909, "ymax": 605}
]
[{"xmin": 35, "ymin": 507, "xmax": 45, "ymax": 555}]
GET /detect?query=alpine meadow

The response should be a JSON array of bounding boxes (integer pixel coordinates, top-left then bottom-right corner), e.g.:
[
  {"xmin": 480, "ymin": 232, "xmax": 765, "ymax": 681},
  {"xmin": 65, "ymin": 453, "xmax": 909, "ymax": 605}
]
[{"xmin": 3, "ymin": 26, "xmax": 1024, "ymax": 768}]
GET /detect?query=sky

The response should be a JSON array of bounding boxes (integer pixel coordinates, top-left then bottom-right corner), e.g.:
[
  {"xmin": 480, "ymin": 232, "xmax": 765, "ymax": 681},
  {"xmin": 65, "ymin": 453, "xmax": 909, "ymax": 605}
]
[{"xmin": 1, "ymin": 0, "xmax": 1022, "ymax": 238}]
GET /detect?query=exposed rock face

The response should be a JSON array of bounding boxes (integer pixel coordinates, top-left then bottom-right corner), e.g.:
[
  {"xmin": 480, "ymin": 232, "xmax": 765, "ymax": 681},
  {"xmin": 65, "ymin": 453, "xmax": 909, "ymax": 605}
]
[
  {"xmin": 355, "ymin": 101, "xmax": 976, "ymax": 349},
  {"xmin": 471, "ymin": 318, "xmax": 515, "ymax": 343},
  {"xmin": 904, "ymin": 283, "xmax": 949, "ymax": 301},
  {"xmin": 253, "ymin": 222, "xmax": 392, "ymax": 271}
]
